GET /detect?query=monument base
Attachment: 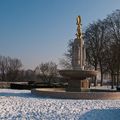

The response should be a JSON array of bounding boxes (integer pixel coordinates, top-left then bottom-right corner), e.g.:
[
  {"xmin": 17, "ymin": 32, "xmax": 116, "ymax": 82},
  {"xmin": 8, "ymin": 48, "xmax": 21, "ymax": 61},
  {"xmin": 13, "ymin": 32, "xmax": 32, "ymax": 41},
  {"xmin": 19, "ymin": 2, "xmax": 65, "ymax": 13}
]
[{"xmin": 67, "ymin": 79, "xmax": 90, "ymax": 92}]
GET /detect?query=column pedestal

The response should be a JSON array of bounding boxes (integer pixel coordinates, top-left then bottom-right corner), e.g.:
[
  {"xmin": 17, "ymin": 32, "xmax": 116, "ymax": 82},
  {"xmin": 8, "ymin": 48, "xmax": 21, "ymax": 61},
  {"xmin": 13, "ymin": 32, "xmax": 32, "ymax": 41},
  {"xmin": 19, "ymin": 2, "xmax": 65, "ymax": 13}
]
[{"xmin": 66, "ymin": 79, "xmax": 89, "ymax": 92}]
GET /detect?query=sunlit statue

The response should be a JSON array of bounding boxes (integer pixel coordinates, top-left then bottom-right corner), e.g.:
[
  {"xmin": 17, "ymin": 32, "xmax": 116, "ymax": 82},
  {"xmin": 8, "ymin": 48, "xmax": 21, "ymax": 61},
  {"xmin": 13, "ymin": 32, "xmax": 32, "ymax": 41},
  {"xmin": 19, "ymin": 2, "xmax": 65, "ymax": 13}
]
[
  {"xmin": 76, "ymin": 16, "xmax": 81, "ymax": 25},
  {"xmin": 76, "ymin": 16, "xmax": 82, "ymax": 39}
]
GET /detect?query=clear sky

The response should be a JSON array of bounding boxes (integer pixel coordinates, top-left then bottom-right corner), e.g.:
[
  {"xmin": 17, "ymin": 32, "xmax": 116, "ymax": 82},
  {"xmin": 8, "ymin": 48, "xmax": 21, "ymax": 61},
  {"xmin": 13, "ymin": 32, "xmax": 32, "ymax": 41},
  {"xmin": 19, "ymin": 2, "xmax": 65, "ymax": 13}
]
[{"xmin": 0, "ymin": 0, "xmax": 120, "ymax": 70}]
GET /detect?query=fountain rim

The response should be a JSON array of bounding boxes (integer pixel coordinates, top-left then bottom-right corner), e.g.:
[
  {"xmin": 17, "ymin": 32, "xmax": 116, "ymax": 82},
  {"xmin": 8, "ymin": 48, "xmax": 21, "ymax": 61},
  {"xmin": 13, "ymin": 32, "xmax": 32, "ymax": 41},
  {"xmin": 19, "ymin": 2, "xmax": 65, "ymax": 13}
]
[
  {"xmin": 59, "ymin": 69, "xmax": 98, "ymax": 79},
  {"xmin": 31, "ymin": 88, "xmax": 120, "ymax": 100}
]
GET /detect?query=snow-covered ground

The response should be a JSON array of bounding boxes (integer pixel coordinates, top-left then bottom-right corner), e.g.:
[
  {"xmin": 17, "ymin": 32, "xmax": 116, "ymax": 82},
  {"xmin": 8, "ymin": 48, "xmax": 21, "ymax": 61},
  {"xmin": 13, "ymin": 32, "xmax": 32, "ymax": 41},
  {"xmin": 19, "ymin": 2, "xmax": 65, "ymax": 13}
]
[{"xmin": 0, "ymin": 89, "xmax": 120, "ymax": 120}]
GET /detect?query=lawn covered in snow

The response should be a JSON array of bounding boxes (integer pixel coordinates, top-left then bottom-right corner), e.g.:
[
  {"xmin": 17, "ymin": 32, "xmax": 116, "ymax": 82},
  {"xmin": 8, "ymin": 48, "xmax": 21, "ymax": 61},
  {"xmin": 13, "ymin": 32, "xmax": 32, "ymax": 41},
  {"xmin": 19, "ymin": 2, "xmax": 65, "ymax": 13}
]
[{"xmin": 0, "ymin": 89, "xmax": 120, "ymax": 120}]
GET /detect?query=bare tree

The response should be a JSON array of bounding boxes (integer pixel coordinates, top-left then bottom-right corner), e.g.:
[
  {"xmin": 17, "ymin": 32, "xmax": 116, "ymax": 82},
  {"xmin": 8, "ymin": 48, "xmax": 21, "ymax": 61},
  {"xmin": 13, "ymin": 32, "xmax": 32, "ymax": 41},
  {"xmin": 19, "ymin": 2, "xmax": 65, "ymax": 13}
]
[
  {"xmin": 103, "ymin": 9, "xmax": 120, "ymax": 88},
  {"xmin": 59, "ymin": 40, "xmax": 73, "ymax": 69},
  {"xmin": 35, "ymin": 61, "xmax": 58, "ymax": 85},
  {"xmin": 7, "ymin": 57, "xmax": 22, "ymax": 81},
  {"xmin": 85, "ymin": 19, "xmax": 111, "ymax": 86},
  {"xmin": 96, "ymin": 20, "xmax": 109, "ymax": 86},
  {"xmin": 85, "ymin": 23, "xmax": 98, "ymax": 86},
  {"xmin": 0, "ymin": 55, "xmax": 22, "ymax": 81},
  {"xmin": 0, "ymin": 56, "xmax": 9, "ymax": 81}
]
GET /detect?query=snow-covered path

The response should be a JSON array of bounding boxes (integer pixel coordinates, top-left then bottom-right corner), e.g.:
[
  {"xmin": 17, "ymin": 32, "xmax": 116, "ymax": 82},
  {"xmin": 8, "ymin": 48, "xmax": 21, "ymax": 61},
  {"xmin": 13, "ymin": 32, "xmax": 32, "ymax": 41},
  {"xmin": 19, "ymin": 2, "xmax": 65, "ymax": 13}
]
[{"xmin": 0, "ymin": 89, "xmax": 120, "ymax": 120}]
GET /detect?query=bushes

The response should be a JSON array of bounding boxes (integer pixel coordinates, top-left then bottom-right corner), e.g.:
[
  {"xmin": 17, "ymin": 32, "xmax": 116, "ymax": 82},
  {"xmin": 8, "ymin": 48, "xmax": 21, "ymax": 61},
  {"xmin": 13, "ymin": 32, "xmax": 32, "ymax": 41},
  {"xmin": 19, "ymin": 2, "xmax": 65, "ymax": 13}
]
[
  {"xmin": 10, "ymin": 83, "xmax": 32, "ymax": 90},
  {"xmin": 10, "ymin": 82, "xmax": 65, "ymax": 90}
]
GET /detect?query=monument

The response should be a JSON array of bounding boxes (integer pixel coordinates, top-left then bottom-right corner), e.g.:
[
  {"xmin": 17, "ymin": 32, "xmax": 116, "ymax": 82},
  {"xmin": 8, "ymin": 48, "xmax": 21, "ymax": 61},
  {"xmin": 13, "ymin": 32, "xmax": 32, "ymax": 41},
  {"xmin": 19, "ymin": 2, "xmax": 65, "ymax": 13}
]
[
  {"xmin": 72, "ymin": 16, "xmax": 85, "ymax": 70},
  {"xmin": 31, "ymin": 16, "xmax": 120, "ymax": 99},
  {"xmin": 59, "ymin": 16, "xmax": 97, "ymax": 92}
]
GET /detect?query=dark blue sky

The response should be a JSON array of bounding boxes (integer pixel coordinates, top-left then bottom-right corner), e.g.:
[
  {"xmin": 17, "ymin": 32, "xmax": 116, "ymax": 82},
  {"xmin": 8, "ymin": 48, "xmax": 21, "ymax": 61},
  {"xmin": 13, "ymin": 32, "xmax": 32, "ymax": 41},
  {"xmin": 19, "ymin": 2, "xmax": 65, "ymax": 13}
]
[{"xmin": 0, "ymin": 0, "xmax": 120, "ymax": 69}]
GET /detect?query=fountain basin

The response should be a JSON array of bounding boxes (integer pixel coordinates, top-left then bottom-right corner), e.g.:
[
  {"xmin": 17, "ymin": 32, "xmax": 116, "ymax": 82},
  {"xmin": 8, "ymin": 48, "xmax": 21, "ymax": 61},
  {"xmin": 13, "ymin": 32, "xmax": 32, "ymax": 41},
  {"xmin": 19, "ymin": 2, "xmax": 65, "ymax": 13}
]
[
  {"xmin": 59, "ymin": 70, "xmax": 97, "ymax": 92},
  {"xmin": 59, "ymin": 70, "xmax": 97, "ymax": 79}
]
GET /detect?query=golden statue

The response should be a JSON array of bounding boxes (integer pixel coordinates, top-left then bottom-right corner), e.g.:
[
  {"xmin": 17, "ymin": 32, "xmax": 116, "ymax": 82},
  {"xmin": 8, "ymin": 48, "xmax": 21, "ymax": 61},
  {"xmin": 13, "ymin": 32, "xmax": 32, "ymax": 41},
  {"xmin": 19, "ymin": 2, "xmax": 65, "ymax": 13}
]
[
  {"xmin": 76, "ymin": 16, "xmax": 81, "ymax": 25},
  {"xmin": 76, "ymin": 16, "xmax": 82, "ymax": 39}
]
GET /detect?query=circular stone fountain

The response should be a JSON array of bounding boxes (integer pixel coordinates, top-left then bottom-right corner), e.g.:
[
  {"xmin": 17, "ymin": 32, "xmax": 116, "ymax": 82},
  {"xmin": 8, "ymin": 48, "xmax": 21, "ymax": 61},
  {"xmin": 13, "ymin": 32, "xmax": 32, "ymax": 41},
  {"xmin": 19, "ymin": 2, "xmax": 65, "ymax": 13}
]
[
  {"xmin": 59, "ymin": 70, "xmax": 97, "ymax": 92},
  {"xmin": 31, "ymin": 16, "xmax": 120, "ymax": 99}
]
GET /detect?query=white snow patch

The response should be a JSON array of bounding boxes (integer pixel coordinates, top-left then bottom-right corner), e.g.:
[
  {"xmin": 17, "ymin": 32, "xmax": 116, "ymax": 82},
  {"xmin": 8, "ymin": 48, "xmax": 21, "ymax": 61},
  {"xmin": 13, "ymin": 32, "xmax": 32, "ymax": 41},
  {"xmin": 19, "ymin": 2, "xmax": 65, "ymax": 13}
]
[{"xmin": 0, "ymin": 89, "xmax": 120, "ymax": 120}]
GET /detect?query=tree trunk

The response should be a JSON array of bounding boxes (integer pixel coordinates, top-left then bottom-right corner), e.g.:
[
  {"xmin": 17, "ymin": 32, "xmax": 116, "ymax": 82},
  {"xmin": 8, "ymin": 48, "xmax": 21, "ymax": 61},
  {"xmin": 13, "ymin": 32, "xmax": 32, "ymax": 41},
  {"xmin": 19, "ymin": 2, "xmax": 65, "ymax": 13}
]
[
  {"xmin": 1, "ymin": 72, "xmax": 5, "ymax": 81},
  {"xmin": 99, "ymin": 60, "xmax": 104, "ymax": 86},
  {"xmin": 111, "ymin": 73, "xmax": 114, "ymax": 89},
  {"xmin": 100, "ymin": 67, "xmax": 104, "ymax": 86},
  {"xmin": 94, "ymin": 76, "xmax": 97, "ymax": 86},
  {"xmin": 94, "ymin": 65, "xmax": 97, "ymax": 86},
  {"xmin": 116, "ymin": 71, "xmax": 119, "ymax": 87},
  {"xmin": 100, "ymin": 72, "xmax": 103, "ymax": 86}
]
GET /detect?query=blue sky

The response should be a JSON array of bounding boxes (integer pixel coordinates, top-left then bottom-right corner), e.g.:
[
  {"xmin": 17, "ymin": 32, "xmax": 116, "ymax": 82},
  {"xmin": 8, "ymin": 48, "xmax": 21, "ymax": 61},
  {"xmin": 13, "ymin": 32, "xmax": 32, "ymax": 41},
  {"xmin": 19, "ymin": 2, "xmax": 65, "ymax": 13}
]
[{"xmin": 0, "ymin": 0, "xmax": 120, "ymax": 70}]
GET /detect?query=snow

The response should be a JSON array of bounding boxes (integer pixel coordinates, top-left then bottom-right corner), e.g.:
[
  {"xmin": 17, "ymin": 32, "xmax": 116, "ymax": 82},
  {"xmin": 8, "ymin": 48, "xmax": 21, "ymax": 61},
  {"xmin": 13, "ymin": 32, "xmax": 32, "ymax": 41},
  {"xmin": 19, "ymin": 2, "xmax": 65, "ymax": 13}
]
[
  {"xmin": 91, "ymin": 85, "xmax": 116, "ymax": 90},
  {"xmin": 0, "ymin": 89, "xmax": 120, "ymax": 120}
]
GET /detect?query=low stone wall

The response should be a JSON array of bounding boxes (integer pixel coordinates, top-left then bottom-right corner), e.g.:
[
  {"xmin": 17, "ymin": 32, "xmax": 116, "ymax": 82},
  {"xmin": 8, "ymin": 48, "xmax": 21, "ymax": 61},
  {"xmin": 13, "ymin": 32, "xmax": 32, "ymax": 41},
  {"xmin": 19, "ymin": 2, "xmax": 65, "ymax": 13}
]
[{"xmin": 31, "ymin": 88, "xmax": 120, "ymax": 100}]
